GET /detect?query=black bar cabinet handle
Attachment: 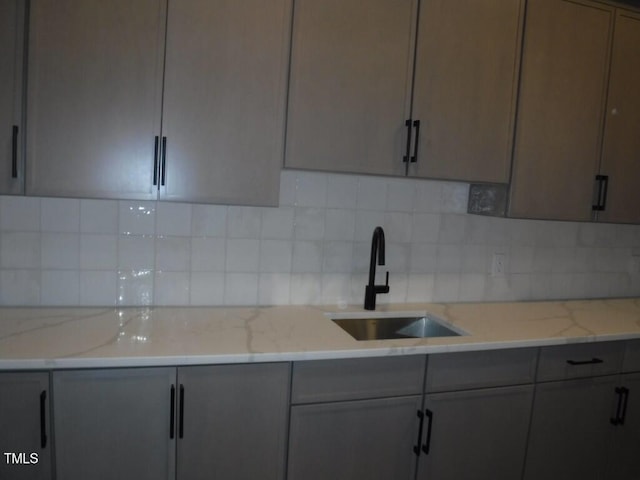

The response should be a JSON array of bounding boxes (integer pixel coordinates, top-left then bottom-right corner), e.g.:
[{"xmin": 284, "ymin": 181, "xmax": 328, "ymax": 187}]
[
  {"xmin": 592, "ymin": 175, "xmax": 609, "ymax": 211},
  {"xmin": 12, "ymin": 125, "xmax": 18, "ymax": 178},
  {"xmin": 153, "ymin": 136, "xmax": 159, "ymax": 186},
  {"xmin": 170, "ymin": 385, "xmax": 175, "ymax": 439},
  {"xmin": 411, "ymin": 120, "xmax": 420, "ymax": 163},
  {"xmin": 403, "ymin": 119, "xmax": 412, "ymax": 164},
  {"xmin": 413, "ymin": 410, "xmax": 425, "ymax": 456},
  {"xmin": 179, "ymin": 384, "xmax": 185, "ymax": 439},
  {"xmin": 422, "ymin": 409, "xmax": 434, "ymax": 455},
  {"xmin": 39, "ymin": 390, "xmax": 47, "ymax": 448},
  {"xmin": 611, "ymin": 387, "xmax": 624, "ymax": 425},
  {"xmin": 619, "ymin": 387, "xmax": 629, "ymax": 425},
  {"xmin": 160, "ymin": 136, "xmax": 167, "ymax": 186},
  {"xmin": 599, "ymin": 175, "xmax": 609, "ymax": 211},
  {"xmin": 566, "ymin": 358, "xmax": 603, "ymax": 366}
]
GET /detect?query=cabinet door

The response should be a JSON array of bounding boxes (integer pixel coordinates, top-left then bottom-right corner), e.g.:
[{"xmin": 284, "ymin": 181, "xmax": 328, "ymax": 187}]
[
  {"xmin": 53, "ymin": 368, "xmax": 175, "ymax": 480},
  {"xmin": 597, "ymin": 10, "xmax": 640, "ymax": 224},
  {"xmin": 523, "ymin": 376, "xmax": 618, "ymax": 480},
  {"xmin": 410, "ymin": 0, "xmax": 524, "ymax": 183},
  {"xmin": 285, "ymin": 0, "xmax": 416, "ymax": 176},
  {"xmin": 0, "ymin": 372, "xmax": 51, "ymax": 480},
  {"xmin": 509, "ymin": 0, "xmax": 613, "ymax": 221},
  {"xmin": 176, "ymin": 363, "xmax": 289, "ymax": 480},
  {"xmin": 607, "ymin": 373, "xmax": 640, "ymax": 480},
  {"xmin": 417, "ymin": 385, "xmax": 533, "ymax": 480},
  {"xmin": 288, "ymin": 395, "xmax": 422, "ymax": 480},
  {"xmin": 161, "ymin": 0, "xmax": 291, "ymax": 205},
  {"xmin": 26, "ymin": 0, "xmax": 166, "ymax": 200},
  {"xmin": 0, "ymin": 0, "xmax": 25, "ymax": 194}
]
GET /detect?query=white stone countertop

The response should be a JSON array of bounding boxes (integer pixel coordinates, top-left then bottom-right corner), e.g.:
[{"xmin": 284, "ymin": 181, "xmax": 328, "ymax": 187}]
[{"xmin": 2, "ymin": 298, "xmax": 640, "ymax": 370}]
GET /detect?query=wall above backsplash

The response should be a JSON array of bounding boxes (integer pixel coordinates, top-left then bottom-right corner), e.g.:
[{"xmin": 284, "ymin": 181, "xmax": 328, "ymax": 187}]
[{"xmin": 0, "ymin": 169, "xmax": 639, "ymax": 307}]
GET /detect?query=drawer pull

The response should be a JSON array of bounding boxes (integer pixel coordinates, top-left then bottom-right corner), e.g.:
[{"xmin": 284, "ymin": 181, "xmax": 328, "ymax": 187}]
[
  {"xmin": 413, "ymin": 410, "xmax": 424, "ymax": 456},
  {"xmin": 566, "ymin": 358, "xmax": 603, "ymax": 366}
]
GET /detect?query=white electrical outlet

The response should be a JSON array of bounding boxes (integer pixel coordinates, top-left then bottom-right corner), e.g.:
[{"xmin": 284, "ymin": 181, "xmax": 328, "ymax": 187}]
[{"xmin": 492, "ymin": 252, "xmax": 506, "ymax": 276}]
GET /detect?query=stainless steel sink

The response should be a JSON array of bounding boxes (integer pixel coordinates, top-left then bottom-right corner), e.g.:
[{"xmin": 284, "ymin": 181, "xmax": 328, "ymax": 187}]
[{"xmin": 330, "ymin": 313, "xmax": 467, "ymax": 341}]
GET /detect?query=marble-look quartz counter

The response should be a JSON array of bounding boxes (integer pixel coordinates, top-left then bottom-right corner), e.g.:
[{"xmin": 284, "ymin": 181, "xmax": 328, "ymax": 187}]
[{"xmin": 2, "ymin": 298, "xmax": 640, "ymax": 369}]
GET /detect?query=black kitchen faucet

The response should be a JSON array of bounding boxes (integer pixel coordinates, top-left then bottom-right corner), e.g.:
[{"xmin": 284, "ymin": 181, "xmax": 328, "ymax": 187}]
[{"xmin": 364, "ymin": 226, "xmax": 390, "ymax": 310}]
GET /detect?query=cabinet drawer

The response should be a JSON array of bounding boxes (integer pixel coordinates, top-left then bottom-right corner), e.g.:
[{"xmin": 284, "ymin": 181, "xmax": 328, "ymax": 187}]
[
  {"xmin": 536, "ymin": 341, "xmax": 624, "ymax": 382},
  {"xmin": 623, "ymin": 339, "xmax": 640, "ymax": 373},
  {"xmin": 425, "ymin": 348, "xmax": 538, "ymax": 393},
  {"xmin": 291, "ymin": 355, "xmax": 425, "ymax": 404}
]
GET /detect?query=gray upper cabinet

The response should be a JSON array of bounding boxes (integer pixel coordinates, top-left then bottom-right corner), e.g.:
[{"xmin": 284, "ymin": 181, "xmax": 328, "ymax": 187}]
[
  {"xmin": 510, "ymin": 0, "xmax": 614, "ymax": 221},
  {"xmin": 26, "ymin": 0, "xmax": 166, "ymax": 200},
  {"xmin": 53, "ymin": 368, "xmax": 176, "ymax": 480},
  {"xmin": 409, "ymin": 0, "xmax": 524, "ymax": 183},
  {"xmin": 176, "ymin": 363, "xmax": 290, "ymax": 480},
  {"xmin": 0, "ymin": 0, "xmax": 26, "ymax": 194},
  {"xmin": 285, "ymin": 0, "xmax": 524, "ymax": 184},
  {"xmin": 510, "ymin": 0, "xmax": 640, "ymax": 223},
  {"xmin": 596, "ymin": 9, "xmax": 640, "ymax": 224},
  {"xmin": 0, "ymin": 372, "xmax": 52, "ymax": 480},
  {"xmin": 25, "ymin": 0, "xmax": 290, "ymax": 205},
  {"xmin": 285, "ymin": 0, "xmax": 416, "ymax": 177},
  {"xmin": 160, "ymin": 0, "xmax": 291, "ymax": 205}
]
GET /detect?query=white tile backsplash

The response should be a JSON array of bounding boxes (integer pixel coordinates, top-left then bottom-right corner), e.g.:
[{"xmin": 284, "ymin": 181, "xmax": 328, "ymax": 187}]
[
  {"xmin": 80, "ymin": 199, "xmax": 118, "ymax": 234},
  {"xmin": 119, "ymin": 201, "xmax": 156, "ymax": 235},
  {"xmin": 191, "ymin": 205, "xmax": 227, "ymax": 237},
  {"xmin": 41, "ymin": 233, "xmax": 80, "ymax": 269},
  {"xmin": 0, "ymin": 196, "xmax": 40, "ymax": 231},
  {"xmin": 227, "ymin": 206, "xmax": 261, "ymax": 238},
  {"xmin": 80, "ymin": 234, "xmax": 118, "ymax": 270},
  {"xmin": 156, "ymin": 203, "xmax": 192, "ymax": 236},
  {"xmin": 2, "ymin": 170, "xmax": 640, "ymax": 306},
  {"xmin": 41, "ymin": 270, "xmax": 80, "ymax": 306},
  {"xmin": 41, "ymin": 198, "xmax": 80, "ymax": 232},
  {"xmin": 1, "ymin": 232, "xmax": 40, "ymax": 268}
]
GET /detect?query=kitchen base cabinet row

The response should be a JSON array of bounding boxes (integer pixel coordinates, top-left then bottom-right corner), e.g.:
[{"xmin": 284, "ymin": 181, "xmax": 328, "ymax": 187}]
[
  {"xmin": 1, "ymin": 339, "xmax": 640, "ymax": 480},
  {"xmin": 0, "ymin": 364, "xmax": 289, "ymax": 480}
]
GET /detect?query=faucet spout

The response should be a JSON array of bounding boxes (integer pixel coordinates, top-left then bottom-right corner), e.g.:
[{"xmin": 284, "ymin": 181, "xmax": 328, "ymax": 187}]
[{"xmin": 364, "ymin": 226, "xmax": 390, "ymax": 310}]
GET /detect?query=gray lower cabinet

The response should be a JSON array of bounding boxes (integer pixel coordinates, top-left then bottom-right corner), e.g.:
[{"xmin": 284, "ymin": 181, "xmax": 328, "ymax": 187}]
[
  {"xmin": 607, "ymin": 372, "xmax": 640, "ymax": 480},
  {"xmin": 0, "ymin": 372, "xmax": 52, "ymax": 480},
  {"xmin": 288, "ymin": 396, "xmax": 423, "ymax": 480},
  {"xmin": 53, "ymin": 363, "xmax": 290, "ymax": 480},
  {"xmin": 288, "ymin": 351, "xmax": 538, "ymax": 480},
  {"xmin": 524, "ymin": 342, "xmax": 627, "ymax": 480},
  {"xmin": 287, "ymin": 356, "xmax": 426, "ymax": 480},
  {"xmin": 53, "ymin": 367, "xmax": 176, "ymax": 480},
  {"xmin": 523, "ymin": 375, "xmax": 619, "ymax": 480},
  {"xmin": 176, "ymin": 363, "xmax": 290, "ymax": 480},
  {"xmin": 418, "ymin": 348, "xmax": 537, "ymax": 480},
  {"xmin": 418, "ymin": 385, "xmax": 534, "ymax": 480}
]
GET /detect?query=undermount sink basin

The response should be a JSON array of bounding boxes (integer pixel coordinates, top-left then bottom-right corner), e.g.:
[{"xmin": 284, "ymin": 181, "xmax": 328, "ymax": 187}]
[{"xmin": 330, "ymin": 312, "xmax": 467, "ymax": 341}]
